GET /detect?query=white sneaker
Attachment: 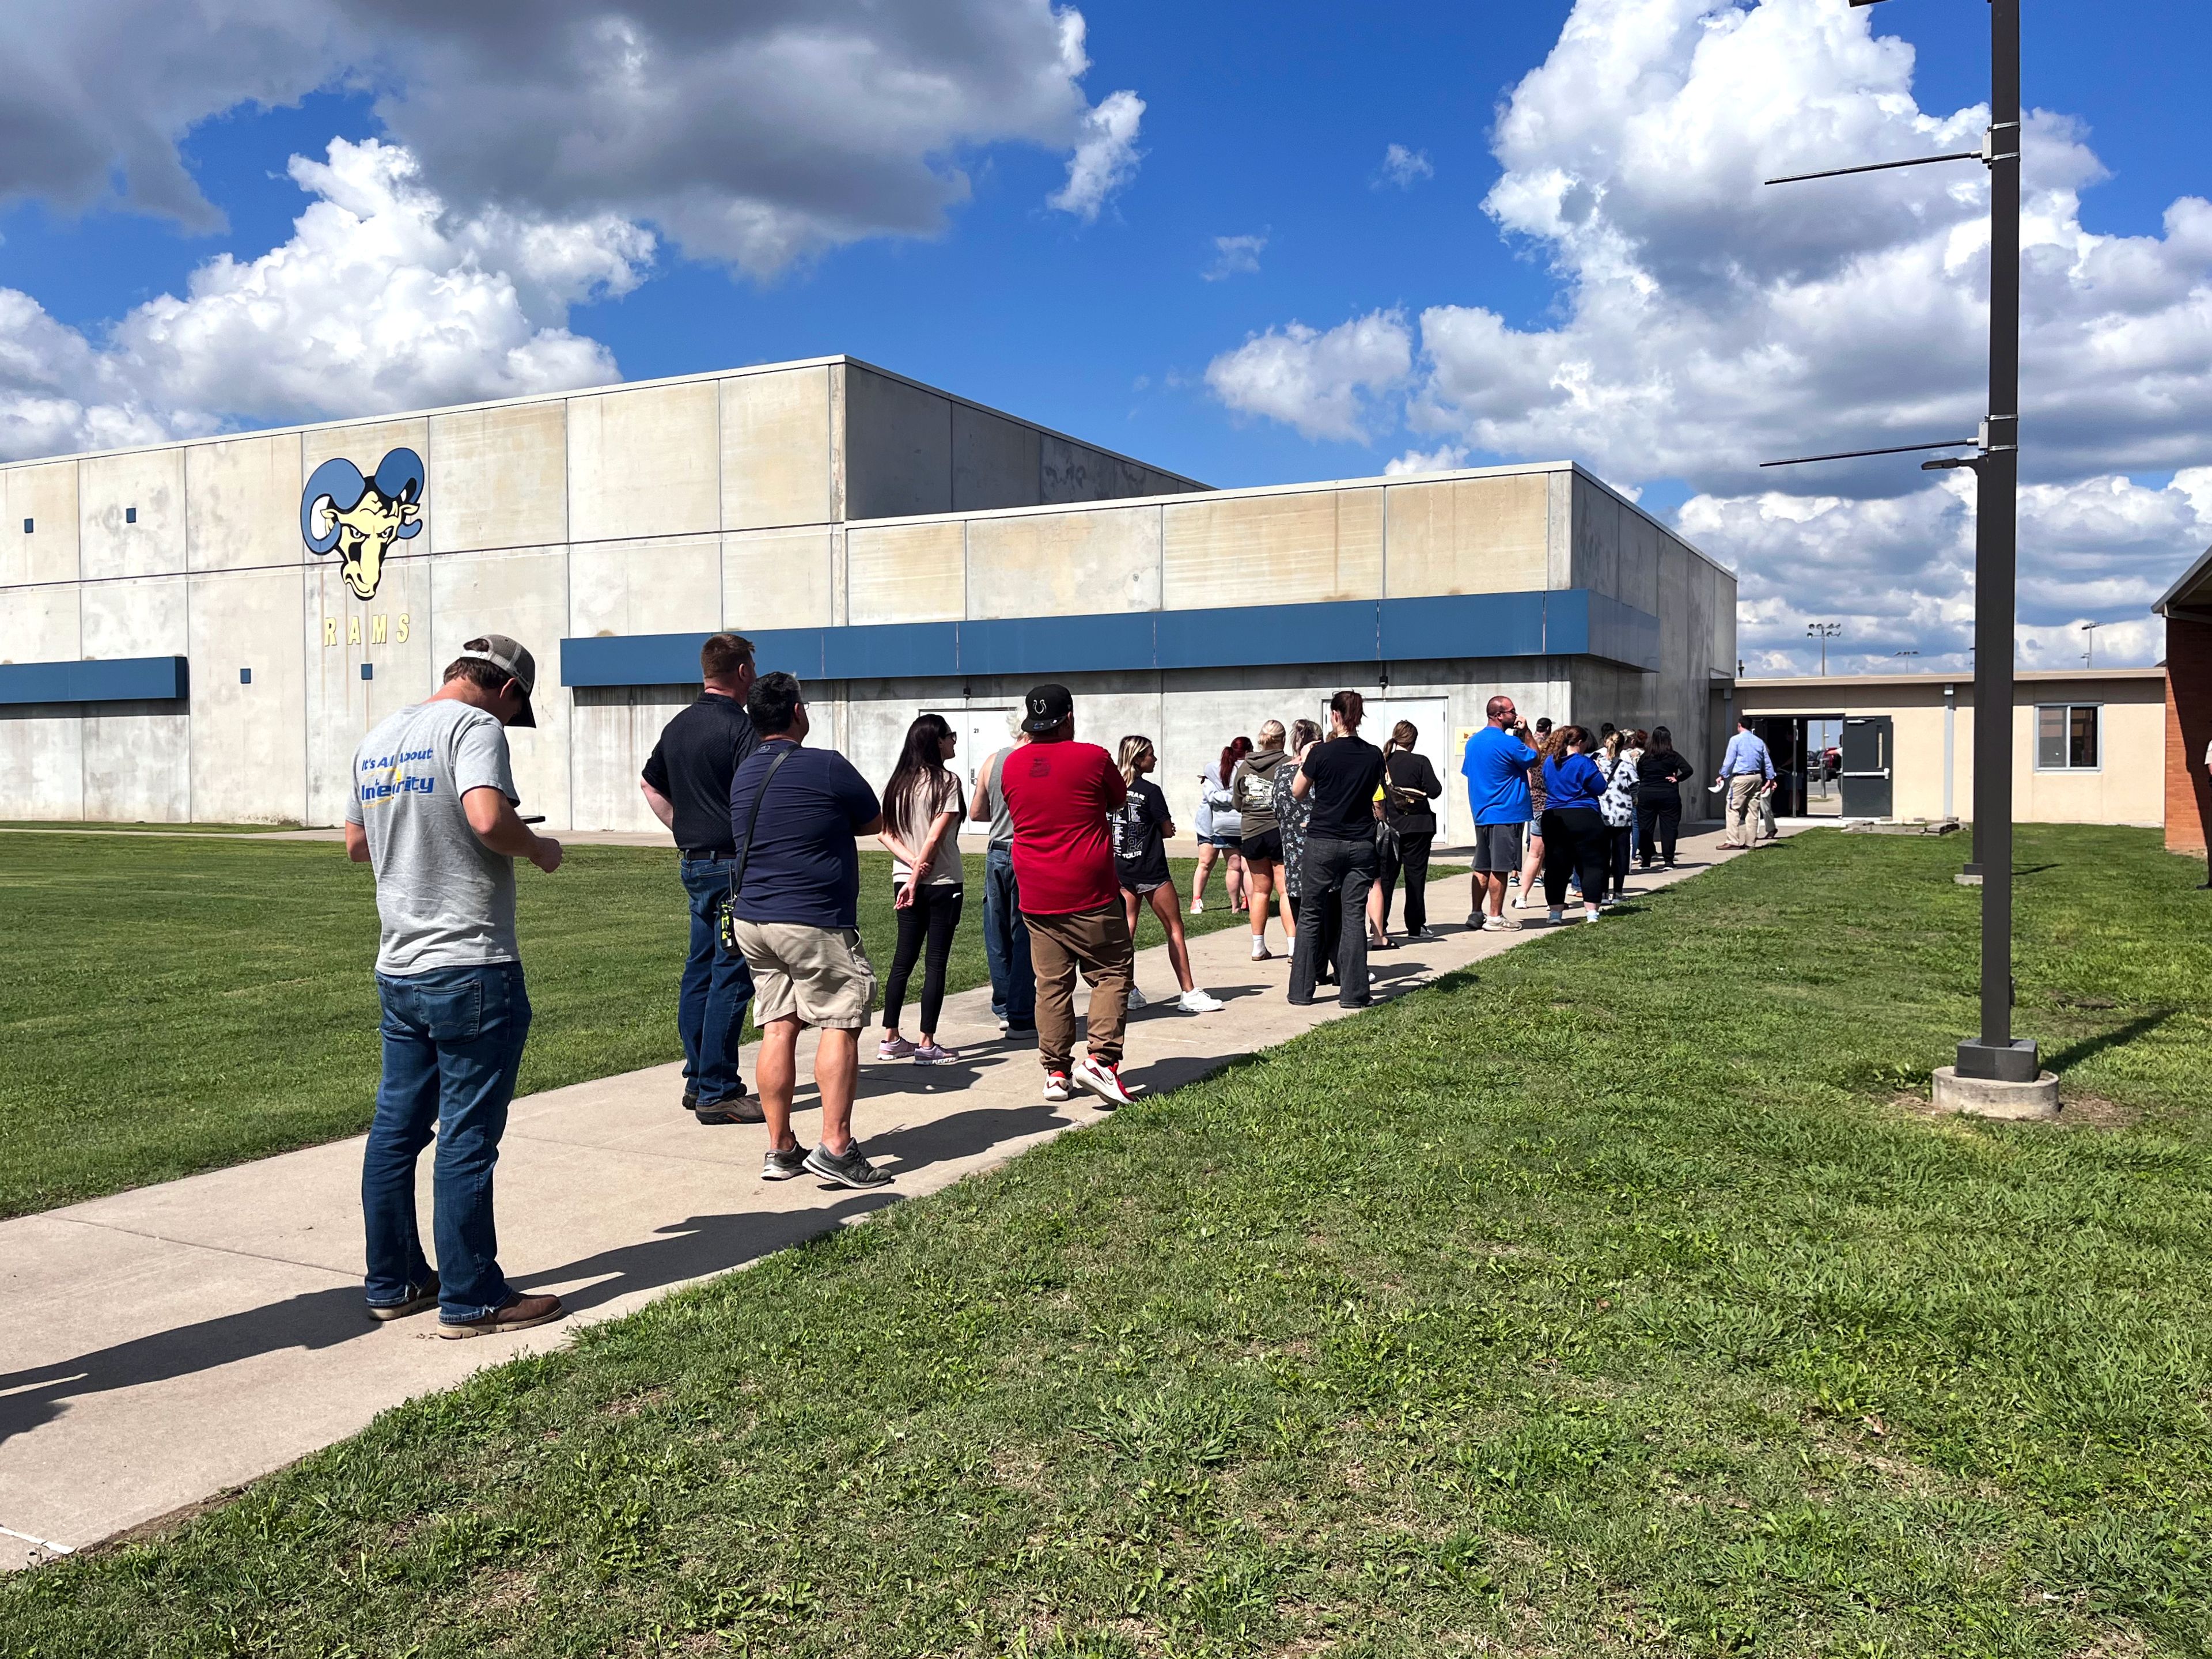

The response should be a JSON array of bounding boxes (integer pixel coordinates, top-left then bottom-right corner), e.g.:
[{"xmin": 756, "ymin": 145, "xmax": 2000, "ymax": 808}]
[
  {"xmin": 995, "ymin": 1013, "xmax": 1011, "ymax": 1032},
  {"xmin": 1071, "ymin": 1055, "xmax": 1134, "ymax": 1108},
  {"xmin": 1251, "ymin": 937, "xmax": 1272, "ymax": 961},
  {"xmin": 1177, "ymin": 988, "xmax": 1225, "ymax": 1013},
  {"xmin": 1126, "ymin": 983, "xmax": 1147, "ymax": 1009},
  {"xmin": 1480, "ymin": 915, "xmax": 1508, "ymax": 932},
  {"xmin": 1584, "ymin": 907, "xmax": 1602, "ymax": 924},
  {"xmin": 1042, "ymin": 1071, "xmax": 1072, "ymax": 1103},
  {"xmin": 1189, "ymin": 897, "xmax": 1205, "ymax": 915}
]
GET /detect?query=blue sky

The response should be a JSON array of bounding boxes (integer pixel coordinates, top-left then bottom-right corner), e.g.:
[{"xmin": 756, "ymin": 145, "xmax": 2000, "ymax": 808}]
[{"xmin": 3, "ymin": 0, "xmax": 2209, "ymax": 672}]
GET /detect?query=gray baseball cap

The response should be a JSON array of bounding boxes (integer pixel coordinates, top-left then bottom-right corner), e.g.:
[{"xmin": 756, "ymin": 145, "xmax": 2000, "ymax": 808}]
[{"xmin": 454, "ymin": 634, "xmax": 538, "ymax": 728}]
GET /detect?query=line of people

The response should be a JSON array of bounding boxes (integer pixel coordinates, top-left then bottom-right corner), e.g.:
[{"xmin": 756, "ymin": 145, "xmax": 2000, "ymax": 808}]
[
  {"xmin": 1463, "ymin": 697, "xmax": 1701, "ymax": 929},
  {"xmin": 339, "ymin": 627, "xmax": 1704, "ymax": 1338}
]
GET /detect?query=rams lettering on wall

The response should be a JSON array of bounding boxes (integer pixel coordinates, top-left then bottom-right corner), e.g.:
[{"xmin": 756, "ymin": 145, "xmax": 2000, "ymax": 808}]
[{"xmin": 301, "ymin": 448, "xmax": 425, "ymax": 601}]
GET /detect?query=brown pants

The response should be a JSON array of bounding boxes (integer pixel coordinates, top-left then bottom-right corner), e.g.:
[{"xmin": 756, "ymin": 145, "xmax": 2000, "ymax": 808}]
[{"xmin": 1023, "ymin": 903, "xmax": 1134, "ymax": 1071}]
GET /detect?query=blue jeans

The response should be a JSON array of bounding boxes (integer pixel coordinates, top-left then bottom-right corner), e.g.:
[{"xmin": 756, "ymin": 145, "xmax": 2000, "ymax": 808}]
[
  {"xmin": 679, "ymin": 858, "xmax": 755, "ymax": 1105},
  {"xmin": 362, "ymin": 963, "xmax": 532, "ymax": 1325},
  {"xmin": 982, "ymin": 844, "xmax": 1035, "ymax": 1029}
]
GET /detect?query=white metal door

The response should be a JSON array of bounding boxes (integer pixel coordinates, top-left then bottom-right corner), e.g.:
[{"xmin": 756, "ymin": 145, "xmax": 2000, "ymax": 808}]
[{"xmin": 1321, "ymin": 695, "xmax": 1453, "ymax": 844}]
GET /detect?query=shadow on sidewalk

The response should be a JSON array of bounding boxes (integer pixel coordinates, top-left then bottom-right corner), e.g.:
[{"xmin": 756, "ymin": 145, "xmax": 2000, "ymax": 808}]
[{"xmin": 0, "ymin": 1096, "xmax": 1087, "ymax": 1450}]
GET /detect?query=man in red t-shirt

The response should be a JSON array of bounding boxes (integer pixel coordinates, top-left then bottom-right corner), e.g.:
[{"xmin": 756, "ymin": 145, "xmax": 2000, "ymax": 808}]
[{"xmin": 1000, "ymin": 683, "xmax": 1136, "ymax": 1108}]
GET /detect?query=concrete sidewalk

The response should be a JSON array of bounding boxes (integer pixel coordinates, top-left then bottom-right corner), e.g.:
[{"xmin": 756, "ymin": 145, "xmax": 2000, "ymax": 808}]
[{"xmin": 0, "ymin": 830, "xmax": 1749, "ymax": 1570}]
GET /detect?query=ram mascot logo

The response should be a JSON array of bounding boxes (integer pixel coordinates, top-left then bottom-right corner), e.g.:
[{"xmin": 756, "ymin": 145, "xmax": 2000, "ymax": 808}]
[{"xmin": 301, "ymin": 448, "xmax": 425, "ymax": 601}]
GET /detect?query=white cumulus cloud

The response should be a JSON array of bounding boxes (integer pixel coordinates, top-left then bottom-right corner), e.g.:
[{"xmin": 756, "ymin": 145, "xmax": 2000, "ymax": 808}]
[
  {"xmin": 1376, "ymin": 144, "xmax": 1434, "ymax": 190},
  {"xmin": 1203, "ymin": 233, "xmax": 1268, "ymax": 282},
  {"xmin": 1205, "ymin": 311, "xmax": 1413, "ymax": 444},
  {"xmin": 1208, "ymin": 0, "xmax": 2212, "ymax": 672},
  {"xmin": 1050, "ymin": 88, "xmax": 1146, "ymax": 224},
  {"xmin": 0, "ymin": 138, "xmax": 649, "ymax": 459},
  {"xmin": 0, "ymin": 1, "xmax": 1145, "ymax": 275}
]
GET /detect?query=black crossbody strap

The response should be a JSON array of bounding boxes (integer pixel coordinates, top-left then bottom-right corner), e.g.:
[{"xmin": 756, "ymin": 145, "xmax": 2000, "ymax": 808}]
[{"xmin": 727, "ymin": 743, "xmax": 800, "ymax": 910}]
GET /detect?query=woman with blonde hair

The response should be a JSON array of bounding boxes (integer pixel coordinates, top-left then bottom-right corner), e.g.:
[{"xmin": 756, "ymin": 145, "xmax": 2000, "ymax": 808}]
[
  {"xmin": 1230, "ymin": 720, "xmax": 1294, "ymax": 960},
  {"xmin": 1112, "ymin": 736, "xmax": 1224, "ymax": 1013}
]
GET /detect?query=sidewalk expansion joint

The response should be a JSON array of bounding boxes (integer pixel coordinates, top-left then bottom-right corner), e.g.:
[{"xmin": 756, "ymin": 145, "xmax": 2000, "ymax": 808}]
[{"xmin": 42, "ymin": 1214, "xmax": 361, "ymax": 1281}]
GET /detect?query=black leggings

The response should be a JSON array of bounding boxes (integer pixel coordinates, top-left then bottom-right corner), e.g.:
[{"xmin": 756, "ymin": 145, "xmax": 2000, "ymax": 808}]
[
  {"xmin": 884, "ymin": 882, "xmax": 964, "ymax": 1035},
  {"xmin": 1541, "ymin": 808, "xmax": 1609, "ymax": 909},
  {"xmin": 1637, "ymin": 793, "xmax": 1682, "ymax": 866},
  {"xmin": 1378, "ymin": 827, "xmax": 1434, "ymax": 931},
  {"xmin": 1607, "ymin": 825, "xmax": 1633, "ymax": 899}
]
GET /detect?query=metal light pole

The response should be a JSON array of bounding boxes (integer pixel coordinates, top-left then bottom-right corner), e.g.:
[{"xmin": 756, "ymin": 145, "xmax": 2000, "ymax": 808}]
[
  {"xmin": 1761, "ymin": 0, "xmax": 2037, "ymax": 1086},
  {"xmin": 2081, "ymin": 620, "xmax": 2100, "ymax": 668},
  {"xmin": 1807, "ymin": 620, "xmax": 1842, "ymax": 675}
]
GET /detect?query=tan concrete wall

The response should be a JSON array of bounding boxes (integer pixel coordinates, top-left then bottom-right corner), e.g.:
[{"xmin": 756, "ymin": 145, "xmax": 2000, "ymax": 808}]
[
  {"xmin": 1162, "ymin": 488, "xmax": 1382, "ymax": 611},
  {"xmin": 1383, "ymin": 474, "xmax": 1548, "ymax": 596},
  {"xmin": 80, "ymin": 449, "xmax": 187, "ymax": 581},
  {"xmin": 1739, "ymin": 675, "xmax": 2166, "ymax": 825},
  {"xmin": 430, "ymin": 400, "xmax": 569, "ymax": 554}
]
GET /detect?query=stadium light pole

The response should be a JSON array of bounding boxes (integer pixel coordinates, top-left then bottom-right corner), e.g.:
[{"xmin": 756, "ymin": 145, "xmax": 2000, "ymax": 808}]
[
  {"xmin": 1761, "ymin": 0, "xmax": 2038, "ymax": 1086},
  {"xmin": 1807, "ymin": 621, "xmax": 1843, "ymax": 675}
]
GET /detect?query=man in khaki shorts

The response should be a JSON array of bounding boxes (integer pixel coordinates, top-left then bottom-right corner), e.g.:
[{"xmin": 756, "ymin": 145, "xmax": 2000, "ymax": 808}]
[{"xmin": 726, "ymin": 672, "xmax": 892, "ymax": 1189}]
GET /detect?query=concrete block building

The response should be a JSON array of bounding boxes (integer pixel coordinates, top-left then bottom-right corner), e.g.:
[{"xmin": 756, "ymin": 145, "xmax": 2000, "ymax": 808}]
[{"xmin": 0, "ymin": 356, "xmax": 1736, "ymax": 842}]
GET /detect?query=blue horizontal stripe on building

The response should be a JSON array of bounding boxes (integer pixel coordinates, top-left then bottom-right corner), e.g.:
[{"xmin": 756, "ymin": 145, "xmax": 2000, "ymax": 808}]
[
  {"xmin": 559, "ymin": 590, "xmax": 1660, "ymax": 689},
  {"xmin": 0, "ymin": 656, "xmax": 188, "ymax": 706}
]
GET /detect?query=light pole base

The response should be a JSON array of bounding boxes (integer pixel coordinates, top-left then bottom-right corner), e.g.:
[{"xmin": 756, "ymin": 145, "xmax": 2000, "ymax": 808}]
[
  {"xmin": 1933, "ymin": 1066, "xmax": 2058, "ymax": 1119},
  {"xmin": 1953, "ymin": 873, "xmax": 1983, "ymax": 887}
]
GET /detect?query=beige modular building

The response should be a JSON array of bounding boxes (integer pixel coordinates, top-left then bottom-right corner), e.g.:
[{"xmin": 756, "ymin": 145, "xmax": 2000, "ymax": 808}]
[
  {"xmin": 0, "ymin": 355, "xmax": 1736, "ymax": 841},
  {"xmin": 1736, "ymin": 668, "xmax": 2168, "ymax": 827}
]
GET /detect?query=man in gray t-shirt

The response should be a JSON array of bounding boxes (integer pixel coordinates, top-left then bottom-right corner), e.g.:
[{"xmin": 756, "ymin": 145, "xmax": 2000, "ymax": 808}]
[
  {"xmin": 342, "ymin": 634, "xmax": 568, "ymax": 1340},
  {"xmin": 968, "ymin": 731, "xmax": 1035, "ymax": 1032}
]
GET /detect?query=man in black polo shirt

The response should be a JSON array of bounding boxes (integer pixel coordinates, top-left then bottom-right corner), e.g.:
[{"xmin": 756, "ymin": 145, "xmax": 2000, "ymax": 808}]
[{"xmin": 641, "ymin": 632, "xmax": 761, "ymax": 1124}]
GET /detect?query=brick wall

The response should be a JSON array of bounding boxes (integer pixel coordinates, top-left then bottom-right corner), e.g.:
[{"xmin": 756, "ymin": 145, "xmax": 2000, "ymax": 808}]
[{"xmin": 2167, "ymin": 615, "xmax": 2212, "ymax": 853}]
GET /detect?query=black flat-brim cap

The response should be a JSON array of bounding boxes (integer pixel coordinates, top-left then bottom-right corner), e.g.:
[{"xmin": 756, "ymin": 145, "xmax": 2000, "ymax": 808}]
[{"xmin": 1022, "ymin": 682, "xmax": 1073, "ymax": 733}]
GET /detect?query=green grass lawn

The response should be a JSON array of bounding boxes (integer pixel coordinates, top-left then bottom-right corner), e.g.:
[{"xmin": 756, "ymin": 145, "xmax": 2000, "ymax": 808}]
[
  {"xmin": 6, "ymin": 825, "xmax": 2209, "ymax": 1656},
  {"xmin": 0, "ymin": 836, "xmax": 1252, "ymax": 1218}
]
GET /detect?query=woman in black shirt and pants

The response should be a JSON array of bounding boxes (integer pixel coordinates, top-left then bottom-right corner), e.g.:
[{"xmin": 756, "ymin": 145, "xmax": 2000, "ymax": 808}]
[
  {"xmin": 1635, "ymin": 725, "xmax": 1696, "ymax": 869},
  {"xmin": 1377, "ymin": 719, "xmax": 1443, "ymax": 940}
]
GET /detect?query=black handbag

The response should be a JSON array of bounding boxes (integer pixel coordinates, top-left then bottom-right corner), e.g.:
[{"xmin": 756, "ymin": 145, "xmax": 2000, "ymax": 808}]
[{"xmin": 717, "ymin": 743, "xmax": 799, "ymax": 953}]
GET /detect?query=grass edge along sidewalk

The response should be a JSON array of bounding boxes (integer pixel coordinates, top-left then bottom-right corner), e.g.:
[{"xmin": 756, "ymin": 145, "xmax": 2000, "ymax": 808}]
[
  {"xmin": 0, "ymin": 838, "xmax": 1259, "ymax": 1220},
  {"xmin": 5, "ymin": 825, "xmax": 2209, "ymax": 1656}
]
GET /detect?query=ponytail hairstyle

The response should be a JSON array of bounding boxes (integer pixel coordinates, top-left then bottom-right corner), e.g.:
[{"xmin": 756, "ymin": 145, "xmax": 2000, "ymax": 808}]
[
  {"xmin": 1118, "ymin": 734, "xmax": 1156, "ymax": 786},
  {"xmin": 1384, "ymin": 718, "xmax": 1417, "ymax": 760},
  {"xmin": 1329, "ymin": 688, "xmax": 1365, "ymax": 730},
  {"xmin": 1219, "ymin": 734, "xmax": 1253, "ymax": 786},
  {"xmin": 884, "ymin": 713, "xmax": 953, "ymax": 824}
]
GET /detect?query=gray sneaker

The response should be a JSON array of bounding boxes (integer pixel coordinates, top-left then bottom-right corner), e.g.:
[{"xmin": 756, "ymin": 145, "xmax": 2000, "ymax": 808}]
[
  {"xmin": 762, "ymin": 1142, "xmax": 808, "ymax": 1181},
  {"xmin": 804, "ymin": 1141, "xmax": 893, "ymax": 1189}
]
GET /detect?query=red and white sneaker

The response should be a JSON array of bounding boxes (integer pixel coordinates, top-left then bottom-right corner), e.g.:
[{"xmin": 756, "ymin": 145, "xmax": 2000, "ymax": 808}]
[
  {"xmin": 1042, "ymin": 1071, "xmax": 1073, "ymax": 1103},
  {"xmin": 1071, "ymin": 1055, "xmax": 1134, "ymax": 1109}
]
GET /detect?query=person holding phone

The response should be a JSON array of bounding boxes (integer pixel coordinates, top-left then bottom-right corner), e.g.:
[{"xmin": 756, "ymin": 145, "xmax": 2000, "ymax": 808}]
[{"xmin": 876, "ymin": 713, "xmax": 967, "ymax": 1066}]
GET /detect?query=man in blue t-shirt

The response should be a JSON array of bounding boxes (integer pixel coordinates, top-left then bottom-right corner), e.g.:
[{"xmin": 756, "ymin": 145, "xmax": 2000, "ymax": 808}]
[
  {"xmin": 726, "ymin": 672, "xmax": 891, "ymax": 1191},
  {"xmin": 1461, "ymin": 694, "xmax": 1539, "ymax": 932}
]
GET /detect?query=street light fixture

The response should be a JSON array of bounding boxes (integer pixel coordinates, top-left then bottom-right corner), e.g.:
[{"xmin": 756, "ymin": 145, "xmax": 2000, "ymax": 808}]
[
  {"xmin": 1763, "ymin": 0, "xmax": 2039, "ymax": 1092},
  {"xmin": 2081, "ymin": 620, "xmax": 2100, "ymax": 668}
]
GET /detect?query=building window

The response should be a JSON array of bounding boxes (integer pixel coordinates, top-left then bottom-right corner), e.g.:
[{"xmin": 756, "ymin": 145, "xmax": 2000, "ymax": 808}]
[{"xmin": 2035, "ymin": 703, "xmax": 2100, "ymax": 771}]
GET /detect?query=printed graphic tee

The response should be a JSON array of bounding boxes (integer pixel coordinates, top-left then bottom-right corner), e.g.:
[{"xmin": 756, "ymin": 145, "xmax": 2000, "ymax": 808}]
[
  {"xmin": 1000, "ymin": 738, "xmax": 1126, "ymax": 916},
  {"xmin": 1112, "ymin": 777, "xmax": 1173, "ymax": 890},
  {"xmin": 347, "ymin": 699, "xmax": 521, "ymax": 978}
]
